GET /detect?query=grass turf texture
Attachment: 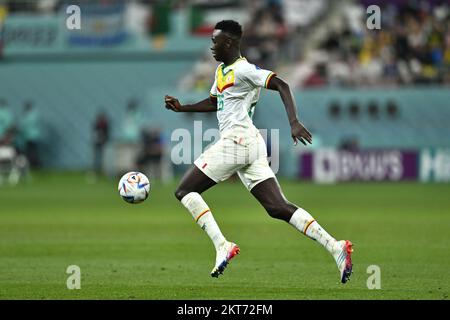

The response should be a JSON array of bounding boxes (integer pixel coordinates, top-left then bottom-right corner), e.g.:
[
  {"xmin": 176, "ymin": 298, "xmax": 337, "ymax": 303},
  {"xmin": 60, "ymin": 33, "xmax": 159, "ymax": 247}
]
[{"xmin": 0, "ymin": 171, "xmax": 449, "ymax": 300}]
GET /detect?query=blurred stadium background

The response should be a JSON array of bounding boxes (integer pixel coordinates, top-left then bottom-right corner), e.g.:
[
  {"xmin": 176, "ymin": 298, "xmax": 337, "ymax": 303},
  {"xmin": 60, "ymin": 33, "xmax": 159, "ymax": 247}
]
[{"xmin": 0, "ymin": 0, "xmax": 449, "ymax": 300}]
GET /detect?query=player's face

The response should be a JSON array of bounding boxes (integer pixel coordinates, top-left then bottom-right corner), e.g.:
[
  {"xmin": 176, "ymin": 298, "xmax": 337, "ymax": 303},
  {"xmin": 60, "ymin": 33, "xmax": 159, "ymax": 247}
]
[{"xmin": 210, "ymin": 30, "xmax": 228, "ymax": 62}]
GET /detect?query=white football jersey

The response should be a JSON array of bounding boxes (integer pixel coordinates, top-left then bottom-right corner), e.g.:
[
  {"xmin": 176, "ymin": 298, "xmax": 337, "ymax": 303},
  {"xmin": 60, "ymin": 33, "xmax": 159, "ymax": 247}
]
[{"xmin": 210, "ymin": 57, "xmax": 275, "ymax": 133}]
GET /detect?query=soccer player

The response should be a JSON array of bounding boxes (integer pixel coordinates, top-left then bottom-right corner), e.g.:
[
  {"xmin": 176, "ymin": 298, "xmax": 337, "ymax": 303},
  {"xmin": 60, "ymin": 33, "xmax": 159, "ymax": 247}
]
[{"xmin": 165, "ymin": 20, "xmax": 353, "ymax": 283}]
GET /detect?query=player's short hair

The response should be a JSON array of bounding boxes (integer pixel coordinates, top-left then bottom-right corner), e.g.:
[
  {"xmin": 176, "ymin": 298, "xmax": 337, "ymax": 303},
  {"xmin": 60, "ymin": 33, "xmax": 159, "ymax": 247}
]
[{"xmin": 215, "ymin": 20, "xmax": 242, "ymax": 39}]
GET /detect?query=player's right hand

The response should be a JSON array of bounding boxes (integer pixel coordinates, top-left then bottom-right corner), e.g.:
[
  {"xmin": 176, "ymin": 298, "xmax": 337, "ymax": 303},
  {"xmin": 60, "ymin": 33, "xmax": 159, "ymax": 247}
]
[
  {"xmin": 291, "ymin": 120, "xmax": 312, "ymax": 146},
  {"xmin": 165, "ymin": 95, "xmax": 182, "ymax": 112}
]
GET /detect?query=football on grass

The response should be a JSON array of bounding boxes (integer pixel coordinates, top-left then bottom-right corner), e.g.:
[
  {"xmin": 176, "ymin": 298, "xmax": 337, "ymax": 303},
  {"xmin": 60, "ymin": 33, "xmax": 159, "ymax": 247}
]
[{"xmin": 118, "ymin": 172, "xmax": 150, "ymax": 204}]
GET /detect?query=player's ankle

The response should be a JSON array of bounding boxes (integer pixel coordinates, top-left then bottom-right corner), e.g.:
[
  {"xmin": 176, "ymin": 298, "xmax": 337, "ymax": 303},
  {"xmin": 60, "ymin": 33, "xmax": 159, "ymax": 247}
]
[{"xmin": 213, "ymin": 238, "xmax": 227, "ymax": 251}]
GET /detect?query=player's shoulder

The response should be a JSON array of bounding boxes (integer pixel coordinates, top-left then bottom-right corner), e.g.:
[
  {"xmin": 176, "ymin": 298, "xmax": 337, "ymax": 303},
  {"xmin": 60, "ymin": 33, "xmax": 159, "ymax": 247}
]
[
  {"xmin": 235, "ymin": 58, "xmax": 254, "ymax": 70},
  {"xmin": 236, "ymin": 58, "xmax": 270, "ymax": 74},
  {"xmin": 234, "ymin": 58, "xmax": 260, "ymax": 76}
]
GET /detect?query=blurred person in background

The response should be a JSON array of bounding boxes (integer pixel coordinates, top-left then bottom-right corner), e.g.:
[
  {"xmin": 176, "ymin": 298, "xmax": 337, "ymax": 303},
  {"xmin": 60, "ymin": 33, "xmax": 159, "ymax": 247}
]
[
  {"xmin": 339, "ymin": 136, "xmax": 360, "ymax": 152},
  {"xmin": 0, "ymin": 99, "xmax": 14, "ymax": 146},
  {"xmin": 179, "ymin": 53, "xmax": 217, "ymax": 92},
  {"xmin": 303, "ymin": 63, "xmax": 328, "ymax": 88},
  {"xmin": 92, "ymin": 109, "xmax": 110, "ymax": 176},
  {"xmin": 36, "ymin": 0, "xmax": 60, "ymax": 13},
  {"xmin": 242, "ymin": 0, "xmax": 288, "ymax": 69},
  {"xmin": 120, "ymin": 98, "xmax": 142, "ymax": 143},
  {"xmin": 0, "ymin": 99, "xmax": 28, "ymax": 185},
  {"xmin": 290, "ymin": 0, "xmax": 450, "ymax": 88},
  {"xmin": 136, "ymin": 126, "xmax": 164, "ymax": 181},
  {"xmin": 114, "ymin": 98, "xmax": 145, "ymax": 176},
  {"xmin": 16, "ymin": 101, "xmax": 41, "ymax": 168}
]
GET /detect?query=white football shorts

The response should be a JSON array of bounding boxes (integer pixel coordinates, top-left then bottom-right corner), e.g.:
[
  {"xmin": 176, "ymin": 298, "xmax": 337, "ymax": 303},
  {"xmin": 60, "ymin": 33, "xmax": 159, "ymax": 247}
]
[{"xmin": 194, "ymin": 127, "xmax": 275, "ymax": 190}]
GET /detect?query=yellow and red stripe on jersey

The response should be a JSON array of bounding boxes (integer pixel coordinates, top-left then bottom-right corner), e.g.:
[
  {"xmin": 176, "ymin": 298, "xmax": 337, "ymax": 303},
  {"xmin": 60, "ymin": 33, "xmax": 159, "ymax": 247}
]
[
  {"xmin": 217, "ymin": 67, "xmax": 235, "ymax": 93},
  {"xmin": 265, "ymin": 72, "xmax": 276, "ymax": 88}
]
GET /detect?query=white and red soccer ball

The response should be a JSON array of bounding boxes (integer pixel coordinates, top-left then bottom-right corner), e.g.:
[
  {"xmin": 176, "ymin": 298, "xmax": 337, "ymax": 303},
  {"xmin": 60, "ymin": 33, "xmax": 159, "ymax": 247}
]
[{"xmin": 118, "ymin": 172, "xmax": 150, "ymax": 204}]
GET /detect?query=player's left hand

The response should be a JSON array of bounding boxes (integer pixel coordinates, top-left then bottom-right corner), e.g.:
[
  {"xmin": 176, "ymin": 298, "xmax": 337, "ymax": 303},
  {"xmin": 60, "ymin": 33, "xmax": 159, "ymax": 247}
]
[
  {"xmin": 290, "ymin": 120, "xmax": 312, "ymax": 146},
  {"xmin": 165, "ymin": 95, "xmax": 182, "ymax": 112}
]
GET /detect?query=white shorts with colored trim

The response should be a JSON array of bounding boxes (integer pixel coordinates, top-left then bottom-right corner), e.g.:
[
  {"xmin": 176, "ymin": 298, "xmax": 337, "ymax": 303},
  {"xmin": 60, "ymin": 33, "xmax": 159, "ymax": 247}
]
[{"xmin": 194, "ymin": 127, "xmax": 275, "ymax": 191}]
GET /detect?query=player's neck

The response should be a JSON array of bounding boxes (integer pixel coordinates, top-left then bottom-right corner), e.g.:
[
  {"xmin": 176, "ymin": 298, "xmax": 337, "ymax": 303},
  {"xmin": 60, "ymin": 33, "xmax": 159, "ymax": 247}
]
[{"xmin": 222, "ymin": 51, "xmax": 242, "ymax": 67}]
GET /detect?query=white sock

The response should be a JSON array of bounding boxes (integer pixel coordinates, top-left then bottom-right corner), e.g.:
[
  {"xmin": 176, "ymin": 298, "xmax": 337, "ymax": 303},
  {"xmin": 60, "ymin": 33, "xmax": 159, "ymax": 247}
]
[
  {"xmin": 289, "ymin": 207, "xmax": 337, "ymax": 253},
  {"xmin": 181, "ymin": 192, "xmax": 226, "ymax": 251}
]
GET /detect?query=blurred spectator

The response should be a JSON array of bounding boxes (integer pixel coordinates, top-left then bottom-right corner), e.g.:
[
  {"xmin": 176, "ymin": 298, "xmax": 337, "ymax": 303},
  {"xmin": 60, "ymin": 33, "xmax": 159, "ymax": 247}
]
[
  {"xmin": 0, "ymin": 143, "xmax": 29, "ymax": 185},
  {"xmin": 367, "ymin": 101, "xmax": 379, "ymax": 120},
  {"xmin": 339, "ymin": 136, "xmax": 360, "ymax": 152},
  {"xmin": 5, "ymin": 0, "xmax": 59, "ymax": 13},
  {"xmin": 125, "ymin": 0, "xmax": 151, "ymax": 36},
  {"xmin": 180, "ymin": 0, "xmax": 327, "ymax": 91},
  {"xmin": 242, "ymin": 0, "xmax": 289, "ymax": 69},
  {"xmin": 16, "ymin": 101, "xmax": 41, "ymax": 168},
  {"xmin": 179, "ymin": 53, "xmax": 216, "ymax": 92},
  {"xmin": 0, "ymin": 99, "xmax": 28, "ymax": 185},
  {"xmin": 328, "ymin": 101, "xmax": 341, "ymax": 119},
  {"xmin": 120, "ymin": 99, "xmax": 142, "ymax": 143},
  {"xmin": 303, "ymin": 63, "xmax": 327, "ymax": 88},
  {"xmin": 113, "ymin": 99, "xmax": 146, "ymax": 177},
  {"xmin": 93, "ymin": 110, "xmax": 110, "ymax": 175},
  {"xmin": 386, "ymin": 100, "xmax": 400, "ymax": 120},
  {"xmin": 136, "ymin": 126, "xmax": 164, "ymax": 181},
  {"xmin": 36, "ymin": 0, "xmax": 59, "ymax": 13},
  {"xmin": 0, "ymin": 99, "xmax": 14, "ymax": 145},
  {"xmin": 290, "ymin": 1, "xmax": 450, "ymax": 88},
  {"xmin": 348, "ymin": 101, "xmax": 361, "ymax": 119}
]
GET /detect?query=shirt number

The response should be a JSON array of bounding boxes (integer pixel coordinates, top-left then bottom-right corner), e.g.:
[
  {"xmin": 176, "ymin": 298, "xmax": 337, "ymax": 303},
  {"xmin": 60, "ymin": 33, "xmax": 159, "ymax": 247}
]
[{"xmin": 217, "ymin": 93, "xmax": 224, "ymax": 111}]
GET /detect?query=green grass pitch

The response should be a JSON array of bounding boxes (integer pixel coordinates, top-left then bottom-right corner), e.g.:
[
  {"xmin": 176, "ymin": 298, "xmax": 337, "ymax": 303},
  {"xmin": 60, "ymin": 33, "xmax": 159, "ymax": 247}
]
[{"xmin": 0, "ymin": 171, "xmax": 449, "ymax": 300}]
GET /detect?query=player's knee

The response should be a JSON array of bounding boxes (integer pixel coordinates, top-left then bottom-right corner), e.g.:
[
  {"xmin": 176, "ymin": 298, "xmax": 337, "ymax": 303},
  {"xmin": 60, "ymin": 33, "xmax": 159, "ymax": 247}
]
[
  {"xmin": 174, "ymin": 187, "xmax": 188, "ymax": 201},
  {"xmin": 265, "ymin": 202, "xmax": 295, "ymax": 222},
  {"xmin": 266, "ymin": 206, "xmax": 284, "ymax": 220}
]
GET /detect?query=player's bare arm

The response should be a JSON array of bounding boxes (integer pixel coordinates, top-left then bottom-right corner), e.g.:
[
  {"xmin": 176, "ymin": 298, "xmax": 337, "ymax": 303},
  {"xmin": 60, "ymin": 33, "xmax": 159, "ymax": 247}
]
[
  {"xmin": 165, "ymin": 95, "xmax": 217, "ymax": 112},
  {"xmin": 267, "ymin": 76, "xmax": 312, "ymax": 146}
]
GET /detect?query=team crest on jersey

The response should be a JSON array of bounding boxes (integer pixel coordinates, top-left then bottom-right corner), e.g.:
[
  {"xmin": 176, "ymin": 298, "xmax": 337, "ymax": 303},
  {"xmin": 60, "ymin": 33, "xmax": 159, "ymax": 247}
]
[{"xmin": 217, "ymin": 67, "xmax": 235, "ymax": 93}]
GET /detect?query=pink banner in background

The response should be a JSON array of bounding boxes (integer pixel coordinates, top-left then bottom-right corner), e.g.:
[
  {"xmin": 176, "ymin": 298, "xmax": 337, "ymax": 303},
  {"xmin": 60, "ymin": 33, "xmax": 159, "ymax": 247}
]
[{"xmin": 299, "ymin": 149, "xmax": 418, "ymax": 183}]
